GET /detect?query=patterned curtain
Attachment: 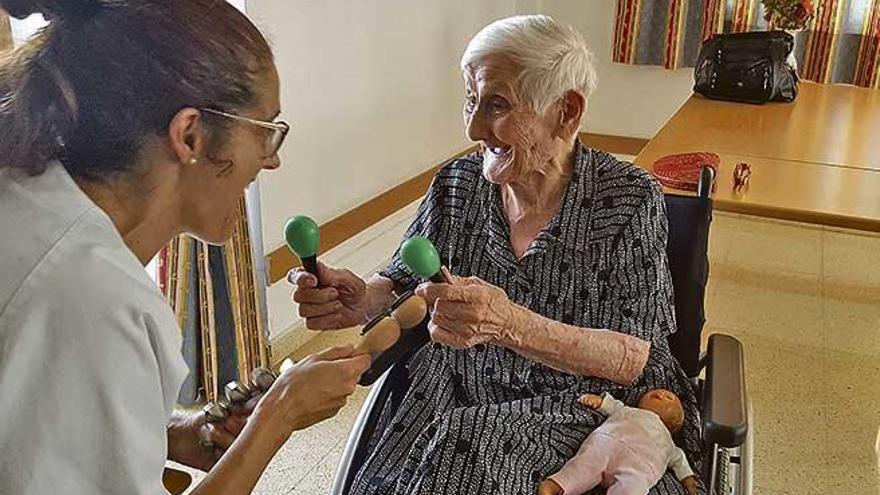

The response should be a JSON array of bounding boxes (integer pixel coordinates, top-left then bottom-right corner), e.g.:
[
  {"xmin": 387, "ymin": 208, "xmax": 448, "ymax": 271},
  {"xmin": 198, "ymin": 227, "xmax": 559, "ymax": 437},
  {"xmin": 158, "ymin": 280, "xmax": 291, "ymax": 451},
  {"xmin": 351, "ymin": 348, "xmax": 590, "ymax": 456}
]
[
  {"xmin": 157, "ymin": 196, "xmax": 271, "ymax": 405},
  {"xmin": 613, "ymin": 0, "xmax": 880, "ymax": 88}
]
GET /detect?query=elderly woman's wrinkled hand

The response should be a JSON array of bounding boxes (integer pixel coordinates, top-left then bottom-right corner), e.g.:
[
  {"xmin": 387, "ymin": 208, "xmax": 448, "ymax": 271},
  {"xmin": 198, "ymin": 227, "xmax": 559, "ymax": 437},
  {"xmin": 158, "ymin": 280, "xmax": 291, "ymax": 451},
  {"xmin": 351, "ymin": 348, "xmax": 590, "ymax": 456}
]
[{"xmin": 415, "ymin": 275, "xmax": 516, "ymax": 349}]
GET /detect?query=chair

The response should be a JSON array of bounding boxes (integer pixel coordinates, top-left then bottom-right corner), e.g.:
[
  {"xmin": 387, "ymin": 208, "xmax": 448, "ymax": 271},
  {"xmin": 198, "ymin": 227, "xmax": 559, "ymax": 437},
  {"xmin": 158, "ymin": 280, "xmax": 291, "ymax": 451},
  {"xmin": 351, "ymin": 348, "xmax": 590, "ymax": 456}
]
[{"xmin": 331, "ymin": 167, "xmax": 752, "ymax": 495}]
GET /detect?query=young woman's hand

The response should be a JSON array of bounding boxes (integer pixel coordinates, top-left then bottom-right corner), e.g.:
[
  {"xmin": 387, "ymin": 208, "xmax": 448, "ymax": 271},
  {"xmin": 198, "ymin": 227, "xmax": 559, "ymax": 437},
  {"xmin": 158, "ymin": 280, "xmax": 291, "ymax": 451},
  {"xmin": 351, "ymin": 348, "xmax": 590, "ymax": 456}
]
[{"xmin": 251, "ymin": 345, "xmax": 370, "ymax": 436}]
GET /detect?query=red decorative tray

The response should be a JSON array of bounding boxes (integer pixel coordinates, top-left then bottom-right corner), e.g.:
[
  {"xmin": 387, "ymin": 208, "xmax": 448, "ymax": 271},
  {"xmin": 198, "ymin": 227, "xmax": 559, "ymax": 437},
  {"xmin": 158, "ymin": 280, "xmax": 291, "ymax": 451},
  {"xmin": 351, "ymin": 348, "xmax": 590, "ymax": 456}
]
[{"xmin": 652, "ymin": 152, "xmax": 719, "ymax": 191}]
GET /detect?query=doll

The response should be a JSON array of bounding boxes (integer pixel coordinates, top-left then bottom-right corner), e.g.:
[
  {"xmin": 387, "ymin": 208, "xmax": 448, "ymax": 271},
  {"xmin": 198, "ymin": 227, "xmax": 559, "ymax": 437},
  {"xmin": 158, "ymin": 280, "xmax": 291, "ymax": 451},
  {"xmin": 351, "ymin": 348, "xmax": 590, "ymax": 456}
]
[{"xmin": 539, "ymin": 389, "xmax": 698, "ymax": 495}]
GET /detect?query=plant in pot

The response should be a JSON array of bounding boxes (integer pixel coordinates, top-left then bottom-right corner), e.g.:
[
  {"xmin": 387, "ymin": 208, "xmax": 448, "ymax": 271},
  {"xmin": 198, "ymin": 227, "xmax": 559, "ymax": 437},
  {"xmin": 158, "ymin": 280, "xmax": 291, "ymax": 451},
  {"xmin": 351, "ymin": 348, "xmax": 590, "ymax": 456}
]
[{"xmin": 762, "ymin": 0, "xmax": 816, "ymax": 70}]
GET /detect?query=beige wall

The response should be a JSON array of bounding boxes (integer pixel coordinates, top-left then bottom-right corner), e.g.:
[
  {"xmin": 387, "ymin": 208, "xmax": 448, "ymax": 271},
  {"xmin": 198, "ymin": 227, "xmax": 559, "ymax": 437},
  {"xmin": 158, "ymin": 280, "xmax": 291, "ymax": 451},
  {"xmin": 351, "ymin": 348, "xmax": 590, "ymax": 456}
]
[
  {"xmin": 250, "ymin": 0, "xmax": 518, "ymax": 338},
  {"xmin": 249, "ymin": 0, "xmax": 516, "ymax": 255},
  {"xmin": 253, "ymin": 1, "xmax": 695, "ymax": 340}
]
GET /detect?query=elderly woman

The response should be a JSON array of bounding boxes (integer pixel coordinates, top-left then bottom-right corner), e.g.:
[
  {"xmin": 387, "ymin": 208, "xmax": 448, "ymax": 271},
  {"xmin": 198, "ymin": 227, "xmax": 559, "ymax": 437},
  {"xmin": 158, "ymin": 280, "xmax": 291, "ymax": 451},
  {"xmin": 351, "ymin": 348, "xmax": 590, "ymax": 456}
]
[{"xmin": 292, "ymin": 15, "xmax": 702, "ymax": 495}]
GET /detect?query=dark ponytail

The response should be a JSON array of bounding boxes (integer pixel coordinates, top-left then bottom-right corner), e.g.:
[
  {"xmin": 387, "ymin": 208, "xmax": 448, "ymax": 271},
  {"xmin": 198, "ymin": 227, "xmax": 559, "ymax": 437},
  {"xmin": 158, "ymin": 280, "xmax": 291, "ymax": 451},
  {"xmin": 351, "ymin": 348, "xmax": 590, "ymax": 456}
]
[
  {"xmin": 1, "ymin": 0, "xmax": 101, "ymax": 20},
  {"xmin": 0, "ymin": 0, "xmax": 273, "ymax": 178}
]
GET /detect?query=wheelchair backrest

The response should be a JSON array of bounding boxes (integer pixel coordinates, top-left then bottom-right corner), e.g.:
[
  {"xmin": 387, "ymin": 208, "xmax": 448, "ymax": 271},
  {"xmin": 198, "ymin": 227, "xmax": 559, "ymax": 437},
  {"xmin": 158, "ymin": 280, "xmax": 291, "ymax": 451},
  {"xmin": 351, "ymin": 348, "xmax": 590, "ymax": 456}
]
[{"xmin": 663, "ymin": 193, "xmax": 713, "ymax": 378}]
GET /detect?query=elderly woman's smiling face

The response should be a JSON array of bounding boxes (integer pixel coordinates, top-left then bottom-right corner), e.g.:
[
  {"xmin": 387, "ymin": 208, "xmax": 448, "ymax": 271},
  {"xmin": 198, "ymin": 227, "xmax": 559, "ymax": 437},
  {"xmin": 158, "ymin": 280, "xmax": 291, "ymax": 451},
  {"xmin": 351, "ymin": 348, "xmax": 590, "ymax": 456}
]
[{"xmin": 463, "ymin": 54, "xmax": 562, "ymax": 185}]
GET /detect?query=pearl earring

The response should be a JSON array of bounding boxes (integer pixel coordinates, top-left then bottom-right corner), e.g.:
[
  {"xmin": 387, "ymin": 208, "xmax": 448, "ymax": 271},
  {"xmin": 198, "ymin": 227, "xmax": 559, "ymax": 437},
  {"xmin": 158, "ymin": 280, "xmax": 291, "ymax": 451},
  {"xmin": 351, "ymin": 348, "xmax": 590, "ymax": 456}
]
[{"xmin": 188, "ymin": 157, "xmax": 198, "ymax": 165}]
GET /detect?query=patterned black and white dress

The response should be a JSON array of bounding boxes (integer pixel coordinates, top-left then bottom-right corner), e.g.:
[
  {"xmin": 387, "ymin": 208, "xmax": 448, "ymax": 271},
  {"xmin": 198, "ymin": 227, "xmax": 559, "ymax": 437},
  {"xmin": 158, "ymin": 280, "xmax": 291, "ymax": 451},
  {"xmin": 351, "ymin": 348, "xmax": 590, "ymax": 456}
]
[{"xmin": 350, "ymin": 144, "xmax": 704, "ymax": 495}]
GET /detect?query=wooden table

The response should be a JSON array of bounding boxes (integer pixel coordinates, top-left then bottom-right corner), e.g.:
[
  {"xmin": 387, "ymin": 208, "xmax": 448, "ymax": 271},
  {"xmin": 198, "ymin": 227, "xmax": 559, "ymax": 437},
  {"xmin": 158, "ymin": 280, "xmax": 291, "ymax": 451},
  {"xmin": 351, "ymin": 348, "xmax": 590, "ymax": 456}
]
[{"xmin": 634, "ymin": 82, "xmax": 880, "ymax": 232}]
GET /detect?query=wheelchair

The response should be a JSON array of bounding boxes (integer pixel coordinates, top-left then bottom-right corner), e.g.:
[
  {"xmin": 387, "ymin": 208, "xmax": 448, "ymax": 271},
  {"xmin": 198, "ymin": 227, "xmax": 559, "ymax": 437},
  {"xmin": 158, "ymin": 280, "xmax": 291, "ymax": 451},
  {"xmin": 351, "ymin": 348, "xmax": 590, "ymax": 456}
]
[{"xmin": 332, "ymin": 167, "xmax": 752, "ymax": 495}]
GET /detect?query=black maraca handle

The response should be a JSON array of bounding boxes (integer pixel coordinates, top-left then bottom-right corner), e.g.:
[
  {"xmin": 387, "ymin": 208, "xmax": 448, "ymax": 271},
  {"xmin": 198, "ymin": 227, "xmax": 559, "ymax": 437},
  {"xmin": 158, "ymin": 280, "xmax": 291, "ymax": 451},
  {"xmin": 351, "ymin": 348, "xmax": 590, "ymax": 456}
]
[{"xmin": 301, "ymin": 255, "xmax": 318, "ymax": 276}]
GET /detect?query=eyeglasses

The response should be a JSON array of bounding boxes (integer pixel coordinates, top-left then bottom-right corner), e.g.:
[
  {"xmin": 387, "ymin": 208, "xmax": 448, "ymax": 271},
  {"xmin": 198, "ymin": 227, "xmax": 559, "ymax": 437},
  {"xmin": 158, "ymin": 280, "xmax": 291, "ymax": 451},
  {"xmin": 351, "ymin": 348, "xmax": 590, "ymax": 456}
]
[{"xmin": 199, "ymin": 107, "xmax": 290, "ymax": 156}]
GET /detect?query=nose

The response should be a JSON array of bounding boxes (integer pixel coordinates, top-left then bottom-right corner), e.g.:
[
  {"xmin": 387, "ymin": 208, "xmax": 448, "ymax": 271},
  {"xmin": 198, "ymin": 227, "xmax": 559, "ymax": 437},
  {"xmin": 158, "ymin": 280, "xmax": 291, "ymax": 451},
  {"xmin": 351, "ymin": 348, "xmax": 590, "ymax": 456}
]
[
  {"xmin": 465, "ymin": 108, "xmax": 491, "ymax": 144},
  {"xmin": 262, "ymin": 155, "xmax": 282, "ymax": 171}
]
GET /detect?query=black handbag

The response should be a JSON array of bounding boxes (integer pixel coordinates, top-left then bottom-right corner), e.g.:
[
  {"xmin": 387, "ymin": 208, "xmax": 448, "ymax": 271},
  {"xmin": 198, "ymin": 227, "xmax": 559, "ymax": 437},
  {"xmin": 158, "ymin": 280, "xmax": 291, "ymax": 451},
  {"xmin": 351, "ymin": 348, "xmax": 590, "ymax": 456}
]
[{"xmin": 694, "ymin": 31, "xmax": 798, "ymax": 104}]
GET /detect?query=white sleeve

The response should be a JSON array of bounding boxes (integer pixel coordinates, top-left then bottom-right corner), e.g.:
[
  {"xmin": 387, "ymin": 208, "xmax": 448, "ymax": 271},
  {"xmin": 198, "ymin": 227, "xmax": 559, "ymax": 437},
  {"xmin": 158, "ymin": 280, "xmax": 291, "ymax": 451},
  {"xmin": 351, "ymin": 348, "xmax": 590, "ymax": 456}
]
[
  {"xmin": 669, "ymin": 447, "xmax": 695, "ymax": 481},
  {"xmin": 0, "ymin": 257, "xmax": 184, "ymax": 495},
  {"xmin": 597, "ymin": 392, "xmax": 626, "ymax": 416}
]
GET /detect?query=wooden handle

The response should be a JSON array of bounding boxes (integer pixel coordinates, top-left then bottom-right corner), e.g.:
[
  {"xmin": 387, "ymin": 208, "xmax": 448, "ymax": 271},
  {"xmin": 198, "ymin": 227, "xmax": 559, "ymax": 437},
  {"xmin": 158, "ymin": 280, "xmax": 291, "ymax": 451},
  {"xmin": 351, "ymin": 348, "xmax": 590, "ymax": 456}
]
[
  {"xmin": 391, "ymin": 294, "xmax": 428, "ymax": 329},
  {"xmin": 355, "ymin": 317, "xmax": 401, "ymax": 357}
]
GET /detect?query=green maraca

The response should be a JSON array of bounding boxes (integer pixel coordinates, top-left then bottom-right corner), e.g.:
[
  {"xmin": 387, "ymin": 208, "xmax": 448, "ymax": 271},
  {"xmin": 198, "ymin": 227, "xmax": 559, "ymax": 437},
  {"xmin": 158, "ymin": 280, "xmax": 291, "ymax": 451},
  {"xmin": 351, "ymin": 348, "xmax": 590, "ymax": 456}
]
[
  {"xmin": 284, "ymin": 215, "xmax": 320, "ymax": 275},
  {"xmin": 400, "ymin": 236, "xmax": 450, "ymax": 283}
]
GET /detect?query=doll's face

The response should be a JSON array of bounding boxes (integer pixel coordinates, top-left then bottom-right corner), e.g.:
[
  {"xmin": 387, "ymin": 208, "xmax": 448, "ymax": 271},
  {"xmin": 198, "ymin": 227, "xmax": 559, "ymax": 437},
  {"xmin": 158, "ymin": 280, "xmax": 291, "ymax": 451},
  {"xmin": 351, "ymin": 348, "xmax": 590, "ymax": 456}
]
[{"xmin": 638, "ymin": 389, "xmax": 684, "ymax": 433}]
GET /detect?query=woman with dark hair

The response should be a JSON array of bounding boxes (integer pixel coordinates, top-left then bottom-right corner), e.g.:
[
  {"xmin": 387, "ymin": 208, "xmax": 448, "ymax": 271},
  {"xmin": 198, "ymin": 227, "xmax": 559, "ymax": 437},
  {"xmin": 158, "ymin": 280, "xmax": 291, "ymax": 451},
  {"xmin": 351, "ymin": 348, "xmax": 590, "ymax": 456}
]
[{"xmin": 0, "ymin": 1, "xmax": 370, "ymax": 493}]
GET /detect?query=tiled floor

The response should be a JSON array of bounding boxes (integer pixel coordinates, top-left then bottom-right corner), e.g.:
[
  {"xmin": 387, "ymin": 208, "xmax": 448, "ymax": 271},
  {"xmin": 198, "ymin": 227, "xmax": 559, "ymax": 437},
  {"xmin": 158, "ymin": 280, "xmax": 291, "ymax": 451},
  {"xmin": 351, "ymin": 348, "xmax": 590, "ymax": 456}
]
[
  {"xmin": 704, "ymin": 213, "xmax": 880, "ymax": 495},
  {"xmin": 178, "ymin": 211, "xmax": 880, "ymax": 494}
]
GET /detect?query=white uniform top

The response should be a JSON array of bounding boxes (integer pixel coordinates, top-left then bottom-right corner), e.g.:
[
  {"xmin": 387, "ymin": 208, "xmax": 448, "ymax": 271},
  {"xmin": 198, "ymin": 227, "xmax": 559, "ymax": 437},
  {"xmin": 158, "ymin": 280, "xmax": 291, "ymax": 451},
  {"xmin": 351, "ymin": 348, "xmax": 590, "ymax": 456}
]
[
  {"xmin": 0, "ymin": 163, "xmax": 189, "ymax": 494},
  {"xmin": 597, "ymin": 392, "xmax": 694, "ymax": 481}
]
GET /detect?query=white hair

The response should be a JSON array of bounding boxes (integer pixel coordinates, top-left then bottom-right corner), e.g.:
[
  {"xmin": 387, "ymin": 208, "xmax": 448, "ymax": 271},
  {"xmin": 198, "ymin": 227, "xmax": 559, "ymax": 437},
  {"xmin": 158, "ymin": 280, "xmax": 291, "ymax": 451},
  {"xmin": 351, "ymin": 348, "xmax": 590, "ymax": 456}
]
[{"xmin": 461, "ymin": 15, "xmax": 597, "ymax": 116}]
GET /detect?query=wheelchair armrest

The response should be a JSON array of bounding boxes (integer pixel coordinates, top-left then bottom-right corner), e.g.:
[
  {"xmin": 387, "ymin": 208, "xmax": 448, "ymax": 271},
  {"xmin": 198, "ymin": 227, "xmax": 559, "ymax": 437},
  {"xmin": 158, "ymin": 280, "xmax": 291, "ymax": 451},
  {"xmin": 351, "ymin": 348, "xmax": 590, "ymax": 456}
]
[{"xmin": 703, "ymin": 333, "xmax": 748, "ymax": 448}]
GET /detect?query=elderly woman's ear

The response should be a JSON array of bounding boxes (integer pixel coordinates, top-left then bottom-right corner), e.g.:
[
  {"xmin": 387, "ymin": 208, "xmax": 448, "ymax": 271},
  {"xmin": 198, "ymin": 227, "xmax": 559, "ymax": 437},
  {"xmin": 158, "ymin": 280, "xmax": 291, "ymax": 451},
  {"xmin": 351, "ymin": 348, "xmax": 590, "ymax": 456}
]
[{"xmin": 554, "ymin": 90, "xmax": 586, "ymax": 140}]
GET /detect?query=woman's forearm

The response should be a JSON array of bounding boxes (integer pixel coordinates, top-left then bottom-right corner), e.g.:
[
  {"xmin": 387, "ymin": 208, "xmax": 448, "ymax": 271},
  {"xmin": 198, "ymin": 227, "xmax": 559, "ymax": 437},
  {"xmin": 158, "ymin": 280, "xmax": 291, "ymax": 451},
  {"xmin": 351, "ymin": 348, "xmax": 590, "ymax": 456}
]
[
  {"xmin": 497, "ymin": 305, "xmax": 651, "ymax": 385},
  {"xmin": 363, "ymin": 274, "xmax": 397, "ymax": 320},
  {"xmin": 189, "ymin": 414, "xmax": 288, "ymax": 495}
]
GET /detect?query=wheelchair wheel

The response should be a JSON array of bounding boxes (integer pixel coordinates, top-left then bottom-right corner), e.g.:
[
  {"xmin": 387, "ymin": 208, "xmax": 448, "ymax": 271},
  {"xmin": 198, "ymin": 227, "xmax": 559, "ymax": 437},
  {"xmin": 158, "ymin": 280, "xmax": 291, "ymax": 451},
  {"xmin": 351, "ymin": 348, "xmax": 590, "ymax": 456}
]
[{"xmin": 713, "ymin": 448, "xmax": 731, "ymax": 495}]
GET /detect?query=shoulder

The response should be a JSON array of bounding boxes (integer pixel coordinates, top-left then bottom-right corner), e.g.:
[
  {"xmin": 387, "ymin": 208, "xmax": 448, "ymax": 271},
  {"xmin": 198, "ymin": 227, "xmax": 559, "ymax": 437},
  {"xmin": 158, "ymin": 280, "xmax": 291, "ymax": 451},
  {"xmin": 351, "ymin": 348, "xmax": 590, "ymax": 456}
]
[
  {"xmin": 56, "ymin": 209, "xmax": 166, "ymax": 307},
  {"xmin": 434, "ymin": 150, "xmax": 484, "ymax": 186},
  {"xmin": 1, "ymin": 207, "xmax": 185, "ymax": 408},
  {"xmin": 0, "ymin": 163, "xmax": 178, "ymax": 373},
  {"xmin": 591, "ymin": 149, "xmax": 662, "ymax": 207},
  {"xmin": 418, "ymin": 150, "xmax": 486, "ymax": 212},
  {"xmin": 0, "ymin": 214, "xmax": 179, "ymax": 492},
  {"xmin": 588, "ymin": 149, "xmax": 664, "ymax": 230},
  {"xmin": 0, "ymin": 164, "xmax": 93, "ymax": 308},
  {"xmin": 3, "ymin": 207, "xmax": 176, "ymax": 343}
]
